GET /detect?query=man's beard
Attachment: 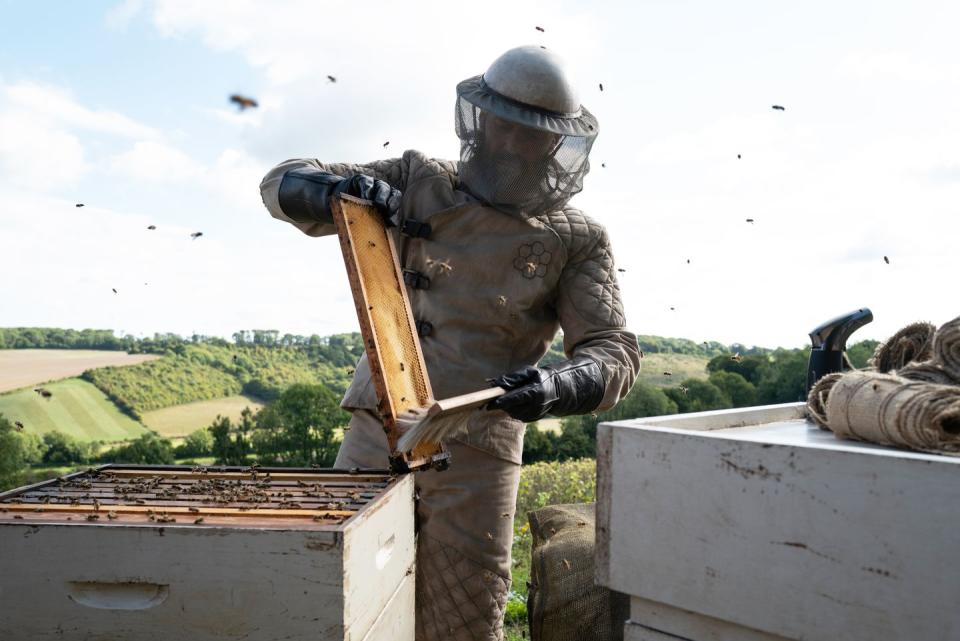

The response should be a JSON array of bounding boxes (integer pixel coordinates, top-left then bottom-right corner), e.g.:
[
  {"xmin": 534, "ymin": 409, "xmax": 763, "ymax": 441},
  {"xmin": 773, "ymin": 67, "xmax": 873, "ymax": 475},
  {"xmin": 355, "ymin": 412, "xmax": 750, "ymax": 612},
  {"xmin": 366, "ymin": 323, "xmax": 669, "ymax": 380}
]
[{"xmin": 460, "ymin": 149, "xmax": 557, "ymax": 215}]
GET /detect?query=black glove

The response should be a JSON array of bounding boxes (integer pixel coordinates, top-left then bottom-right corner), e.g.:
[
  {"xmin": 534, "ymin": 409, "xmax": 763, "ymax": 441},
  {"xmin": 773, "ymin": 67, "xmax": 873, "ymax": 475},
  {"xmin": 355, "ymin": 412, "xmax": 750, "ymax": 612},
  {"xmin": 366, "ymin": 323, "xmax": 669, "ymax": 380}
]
[
  {"xmin": 486, "ymin": 356, "xmax": 605, "ymax": 422},
  {"xmin": 278, "ymin": 168, "xmax": 402, "ymax": 226}
]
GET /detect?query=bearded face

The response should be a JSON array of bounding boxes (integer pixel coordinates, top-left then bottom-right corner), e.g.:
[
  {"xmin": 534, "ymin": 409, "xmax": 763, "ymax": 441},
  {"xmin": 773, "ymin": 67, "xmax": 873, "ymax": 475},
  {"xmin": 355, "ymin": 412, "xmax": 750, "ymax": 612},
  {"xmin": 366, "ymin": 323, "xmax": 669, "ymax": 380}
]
[{"xmin": 460, "ymin": 113, "xmax": 566, "ymax": 214}]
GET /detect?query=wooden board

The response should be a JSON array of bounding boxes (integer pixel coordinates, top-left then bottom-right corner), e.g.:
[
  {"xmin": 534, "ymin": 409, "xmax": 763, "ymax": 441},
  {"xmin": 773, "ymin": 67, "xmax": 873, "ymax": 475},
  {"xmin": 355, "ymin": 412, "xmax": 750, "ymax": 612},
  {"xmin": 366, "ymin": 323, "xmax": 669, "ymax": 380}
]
[
  {"xmin": 0, "ymin": 472, "xmax": 415, "ymax": 641},
  {"xmin": 331, "ymin": 195, "xmax": 438, "ymax": 461},
  {"xmin": 597, "ymin": 403, "xmax": 960, "ymax": 641},
  {"xmin": 626, "ymin": 597, "xmax": 790, "ymax": 641}
]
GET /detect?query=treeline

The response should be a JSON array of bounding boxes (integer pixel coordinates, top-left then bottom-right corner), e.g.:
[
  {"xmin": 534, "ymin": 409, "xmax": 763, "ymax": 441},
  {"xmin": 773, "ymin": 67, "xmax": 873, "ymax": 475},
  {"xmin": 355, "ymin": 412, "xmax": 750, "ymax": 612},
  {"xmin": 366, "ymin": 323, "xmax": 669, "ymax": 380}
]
[
  {"xmin": 0, "ymin": 327, "xmax": 366, "ymax": 361},
  {"xmin": 523, "ymin": 340, "xmax": 879, "ymax": 463},
  {"xmin": 3, "ymin": 326, "xmax": 781, "ymax": 360}
]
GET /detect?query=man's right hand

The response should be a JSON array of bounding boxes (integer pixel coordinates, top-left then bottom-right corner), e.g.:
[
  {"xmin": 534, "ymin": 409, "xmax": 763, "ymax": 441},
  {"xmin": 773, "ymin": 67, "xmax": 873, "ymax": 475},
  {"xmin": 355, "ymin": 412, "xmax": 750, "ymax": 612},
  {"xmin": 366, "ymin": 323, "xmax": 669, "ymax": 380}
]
[{"xmin": 278, "ymin": 168, "xmax": 402, "ymax": 226}]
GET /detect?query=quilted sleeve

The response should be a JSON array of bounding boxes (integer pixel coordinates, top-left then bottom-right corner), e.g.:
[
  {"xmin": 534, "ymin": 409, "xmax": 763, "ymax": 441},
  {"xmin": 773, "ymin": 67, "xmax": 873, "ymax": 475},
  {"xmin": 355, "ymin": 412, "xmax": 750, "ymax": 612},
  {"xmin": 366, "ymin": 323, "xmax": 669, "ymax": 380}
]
[
  {"xmin": 259, "ymin": 156, "xmax": 407, "ymax": 237},
  {"xmin": 555, "ymin": 212, "xmax": 642, "ymax": 411}
]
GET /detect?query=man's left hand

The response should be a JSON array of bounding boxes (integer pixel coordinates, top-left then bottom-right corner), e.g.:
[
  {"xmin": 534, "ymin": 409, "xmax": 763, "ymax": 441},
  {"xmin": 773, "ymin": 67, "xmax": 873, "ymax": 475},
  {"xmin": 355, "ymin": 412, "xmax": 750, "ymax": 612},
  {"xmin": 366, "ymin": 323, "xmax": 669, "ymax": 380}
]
[{"xmin": 486, "ymin": 356, "xmax": 605, "ymax": 422}]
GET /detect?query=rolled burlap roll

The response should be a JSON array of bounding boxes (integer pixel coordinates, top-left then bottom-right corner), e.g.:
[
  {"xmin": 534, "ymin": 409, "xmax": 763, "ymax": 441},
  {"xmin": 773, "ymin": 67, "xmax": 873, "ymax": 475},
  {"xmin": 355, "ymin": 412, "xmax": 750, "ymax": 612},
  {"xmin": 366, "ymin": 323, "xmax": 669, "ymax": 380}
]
[
  {"xmin": 869, "ymin": 321, "xmax": 936, "ymax": 373},
  {"xmin": 825, "ymin": 370, "xmax": 960, "ymax": 454},
  {"xmin": 931, "ymin": 316, "xmax": 960, "ymax": 377},
  {"xmin": 806, "ymin": 372, "xmax": 843, "ymax": 431},
  {"xmin": 896, "ymin": 316, "xmax": 960, "ymax": 385}
]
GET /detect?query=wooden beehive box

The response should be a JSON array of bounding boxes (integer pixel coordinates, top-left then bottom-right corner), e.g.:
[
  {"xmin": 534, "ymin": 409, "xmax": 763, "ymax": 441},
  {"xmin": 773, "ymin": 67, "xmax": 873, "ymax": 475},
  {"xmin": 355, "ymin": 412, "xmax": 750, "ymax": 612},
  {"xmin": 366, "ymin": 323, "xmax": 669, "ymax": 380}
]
[
  {"xmin": 0, "ymin": 464, "xmax": 414, "ymax": 641},
  {"xmin": 596, "ymin": 403, "xmax": 960, "ymax": 641}
]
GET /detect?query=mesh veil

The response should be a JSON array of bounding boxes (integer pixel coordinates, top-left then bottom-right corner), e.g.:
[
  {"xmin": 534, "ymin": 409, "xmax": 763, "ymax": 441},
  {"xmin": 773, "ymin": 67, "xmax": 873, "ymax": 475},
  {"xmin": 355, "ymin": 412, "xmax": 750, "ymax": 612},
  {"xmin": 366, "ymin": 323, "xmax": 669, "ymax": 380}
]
[{"xmin": 455, "ymin": 76, "xmax": 598, "ymax": 217}]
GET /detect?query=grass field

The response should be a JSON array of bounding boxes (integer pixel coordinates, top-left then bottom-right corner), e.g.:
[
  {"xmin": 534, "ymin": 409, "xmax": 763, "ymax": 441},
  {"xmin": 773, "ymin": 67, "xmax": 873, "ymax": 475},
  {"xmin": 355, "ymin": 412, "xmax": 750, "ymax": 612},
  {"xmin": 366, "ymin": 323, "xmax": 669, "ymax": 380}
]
[
  {"xmin": 638, "ymin": 352, "xmax": 710, "ymax": 386},
  {"xmin": 0, "ymin": 378, "xmax": 149, "ymax": 443},
  {"xmin": 142, "ymin": 395, "xmax": 264, "ymax": 439},
  {"xmin": 0, "ymin": 349, "xmax": 160, "ymax": 393}
]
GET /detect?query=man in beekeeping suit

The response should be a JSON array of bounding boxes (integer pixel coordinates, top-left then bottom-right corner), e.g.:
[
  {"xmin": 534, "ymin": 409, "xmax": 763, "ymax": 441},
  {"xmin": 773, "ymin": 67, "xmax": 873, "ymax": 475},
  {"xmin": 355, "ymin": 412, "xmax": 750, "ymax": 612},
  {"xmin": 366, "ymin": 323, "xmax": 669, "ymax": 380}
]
[{"xmin": 260, "ymin": 45, "xmax": 641, "ymax": 641}]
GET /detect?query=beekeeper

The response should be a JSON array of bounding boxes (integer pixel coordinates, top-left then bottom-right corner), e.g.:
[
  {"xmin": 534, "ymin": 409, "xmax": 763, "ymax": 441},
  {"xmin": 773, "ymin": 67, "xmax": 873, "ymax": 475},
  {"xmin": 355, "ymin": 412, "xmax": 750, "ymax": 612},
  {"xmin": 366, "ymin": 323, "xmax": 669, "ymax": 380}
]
[{"xmin": 260, "ymin": 45, "xmax": 641, "ymax": 641}]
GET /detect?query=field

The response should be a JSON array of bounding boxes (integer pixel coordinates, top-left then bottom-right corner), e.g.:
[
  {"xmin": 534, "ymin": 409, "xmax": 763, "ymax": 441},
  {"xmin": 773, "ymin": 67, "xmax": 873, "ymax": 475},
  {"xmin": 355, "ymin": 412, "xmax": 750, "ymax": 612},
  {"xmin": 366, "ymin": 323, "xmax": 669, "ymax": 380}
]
[
  {"xmin": 0, "ymin": 378, "xmax": 149, "ymax": 443},
  {"xmin": 142, "ymin": 395, "xmax": 264, "ymax": 439},
  {"xmin": 0, "ymin": 349, "xmax": 159, "ymax": 393},
  {"xmin": 638, "ymin": 352, "xmax": 709, "ymax": 386}
]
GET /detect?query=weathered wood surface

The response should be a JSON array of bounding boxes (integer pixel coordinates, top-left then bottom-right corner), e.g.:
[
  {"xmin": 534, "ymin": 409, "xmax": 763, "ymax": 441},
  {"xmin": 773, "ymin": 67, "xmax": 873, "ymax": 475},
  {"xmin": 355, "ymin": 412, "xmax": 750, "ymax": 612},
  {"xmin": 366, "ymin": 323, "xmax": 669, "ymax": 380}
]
[
  {"xmin": 598, "ymin": 403, "xmax": 960, "ymax": 641},
  {"xmin": 627, "ymin": 596, "xmax": 789, "ymax": 641},
  {"xmin": 0, "ymin": 473, "xmax": 415, "ymax": 640}
]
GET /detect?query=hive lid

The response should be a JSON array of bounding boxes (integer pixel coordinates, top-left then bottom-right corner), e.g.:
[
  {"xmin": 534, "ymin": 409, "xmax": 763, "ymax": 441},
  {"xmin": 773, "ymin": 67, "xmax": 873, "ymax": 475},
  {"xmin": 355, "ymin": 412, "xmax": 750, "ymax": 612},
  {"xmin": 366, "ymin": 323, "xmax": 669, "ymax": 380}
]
[{"xmin": 0, "ymin": 464, "xmax": 400, "ymax": 530}]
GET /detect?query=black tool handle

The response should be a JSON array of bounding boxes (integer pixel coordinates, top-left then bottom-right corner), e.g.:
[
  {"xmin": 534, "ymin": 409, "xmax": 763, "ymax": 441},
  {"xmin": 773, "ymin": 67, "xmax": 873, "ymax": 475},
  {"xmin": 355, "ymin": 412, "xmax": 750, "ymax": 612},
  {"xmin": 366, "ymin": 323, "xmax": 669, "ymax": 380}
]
[{"xmin": 806, "ymin": 308, "xmax": 873, "ymax": 391}]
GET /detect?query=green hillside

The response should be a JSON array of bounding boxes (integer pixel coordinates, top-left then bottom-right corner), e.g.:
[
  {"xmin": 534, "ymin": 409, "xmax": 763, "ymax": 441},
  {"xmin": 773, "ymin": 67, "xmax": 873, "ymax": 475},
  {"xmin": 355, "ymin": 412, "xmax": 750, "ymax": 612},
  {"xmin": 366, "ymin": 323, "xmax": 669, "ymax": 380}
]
[
  {"xmin": 143, "ymin": 395, "xmax": 264, "ymax": 439},
  {"xmin": 0, "ymin": 378, "xmax": 149, "ymax": 443},
  {"xmin": 638, "ymin": 353, "xmax": 710, "ymax": 387},
  {"xmin": 84, "ymin": 343, "xmax": 353, "ymax": 418}
]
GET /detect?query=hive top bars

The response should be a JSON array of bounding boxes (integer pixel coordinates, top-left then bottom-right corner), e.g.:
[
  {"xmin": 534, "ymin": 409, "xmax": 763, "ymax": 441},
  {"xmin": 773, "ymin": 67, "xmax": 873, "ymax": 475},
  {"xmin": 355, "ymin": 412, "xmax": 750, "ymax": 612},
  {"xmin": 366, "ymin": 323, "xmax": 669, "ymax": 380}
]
[{"xmin": 0, "ymin": 464, "xmax": 399, "ymax": 530}]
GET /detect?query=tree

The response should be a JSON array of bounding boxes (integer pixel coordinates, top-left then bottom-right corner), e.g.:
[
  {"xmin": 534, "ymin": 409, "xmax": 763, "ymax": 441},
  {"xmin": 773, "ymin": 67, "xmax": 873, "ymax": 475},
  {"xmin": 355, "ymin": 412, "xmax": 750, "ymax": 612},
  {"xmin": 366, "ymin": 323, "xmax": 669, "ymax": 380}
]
[
  {"xmin": 756, "ymin": 349, "xmax": 809, "ymax": 404},
  {"xmin": 846, "ymin": 339, "xmax": 880, "ymax": 369},
  {"xmin": 522, "ymin": 423, "xmax": 556, "ymax": 464},
  {"xmin": 664, "ymin": 378, "xmax": 732, "ymax": 413},
  {"xmin": 706, "ymin": 353, "xmax": 770, "ymax": 386},
  {"xmin": 573, "ymin": 380, "xmax": 679, "ymax": 436},
  {"xmin": 100, "ymin": 433, "xmax": 175, "ymax": 464},
  {"xmin": 41, "ymin": 431, "xmax": 93, "ymax": 465},
  {"xmin": 255, "ymin": 384, "xmax": 347, "ymax": 466},
  {"xmin": 174, "ymin": 428, "xmax": 214, "ymax": 458},
  {"xmin": 708, "ymin": 371, "xmax": 758, "ymax": 408},
  {"xmin": 209, "ymin": 415, "xmax": 249, "ymax": 466},
  {"xmin": 0, "ymin": 414, "xmax": 42, "ymax": 490}
]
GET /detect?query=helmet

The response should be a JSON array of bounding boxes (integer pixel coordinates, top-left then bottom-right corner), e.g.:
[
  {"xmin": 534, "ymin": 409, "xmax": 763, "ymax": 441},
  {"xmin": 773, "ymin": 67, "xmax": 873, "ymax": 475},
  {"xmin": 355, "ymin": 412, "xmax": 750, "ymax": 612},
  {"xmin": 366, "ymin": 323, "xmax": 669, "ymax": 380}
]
[{"xmin": 455, "ymin": 46, "xmax": 598, "ymax": 217}]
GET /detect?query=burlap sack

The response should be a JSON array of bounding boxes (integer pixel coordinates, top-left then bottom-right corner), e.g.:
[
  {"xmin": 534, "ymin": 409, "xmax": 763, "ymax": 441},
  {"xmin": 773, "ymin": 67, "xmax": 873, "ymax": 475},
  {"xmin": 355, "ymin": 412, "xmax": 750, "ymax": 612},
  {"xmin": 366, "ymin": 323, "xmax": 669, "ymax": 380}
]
[
  {"xmin": 869, "ymin": 321, "xmax": 936, "ymax": 372},
  {"xmin": 825, "ymin": 370, "xmax": 960, "ymax": 454},
  {"xmin": 897, "ymin": 316, "xmax": 960, "ymax": 385},
  {"xmin": 806, "ymin": 372, "xmax": 843, "ymax": 430},
  {"xmin": 528, "ymin": 503, "xmax": 628, "ymax": 641}
]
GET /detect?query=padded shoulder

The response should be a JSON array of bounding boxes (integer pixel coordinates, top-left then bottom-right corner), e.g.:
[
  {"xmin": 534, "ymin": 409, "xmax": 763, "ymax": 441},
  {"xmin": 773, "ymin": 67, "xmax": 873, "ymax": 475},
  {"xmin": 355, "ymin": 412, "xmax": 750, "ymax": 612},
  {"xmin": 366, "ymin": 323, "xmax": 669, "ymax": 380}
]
[
  {"xmin": 535, "ymin": 207, "xmax": 606, "ymax": 262},
  {"xmin": 402, "ymin": 149, "xmax": 459, "ymax": 188}
]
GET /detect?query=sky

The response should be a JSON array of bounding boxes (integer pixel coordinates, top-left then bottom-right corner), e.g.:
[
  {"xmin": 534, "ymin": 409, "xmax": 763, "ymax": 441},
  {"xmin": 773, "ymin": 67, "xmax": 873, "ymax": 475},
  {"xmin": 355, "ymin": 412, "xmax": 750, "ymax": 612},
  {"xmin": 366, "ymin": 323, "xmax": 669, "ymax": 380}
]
[{"xmin": 1, "ymin": 0, "xmax": 958, "ymax": 349}]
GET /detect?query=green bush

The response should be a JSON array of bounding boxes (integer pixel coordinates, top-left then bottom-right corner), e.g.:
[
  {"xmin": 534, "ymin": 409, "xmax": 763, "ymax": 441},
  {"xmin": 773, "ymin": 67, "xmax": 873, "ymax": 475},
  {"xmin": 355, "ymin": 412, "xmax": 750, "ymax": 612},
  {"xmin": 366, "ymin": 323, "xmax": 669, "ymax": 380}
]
[
  {"xmin": 100, "ymin": 433, "xmax": 175, "ymax": 465},
  {"xmin": 41, "ymin": 431, "xmax": 94, "ymax": 465},
  {"xmin": 174, "ymin": 428, "xmax": 214, "ymax": 458},
  {"xmin": 516, "ymin": 458, "xmax": 596, "ymax": 519}
]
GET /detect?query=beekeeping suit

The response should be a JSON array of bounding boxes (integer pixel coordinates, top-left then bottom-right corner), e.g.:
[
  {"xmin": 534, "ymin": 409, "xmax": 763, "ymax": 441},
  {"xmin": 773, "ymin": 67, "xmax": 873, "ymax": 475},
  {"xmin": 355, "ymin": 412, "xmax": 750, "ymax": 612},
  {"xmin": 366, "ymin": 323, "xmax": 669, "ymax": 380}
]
[{"xmin": 260, "ymin": 46, "xmax": 641, "ymax": 641}]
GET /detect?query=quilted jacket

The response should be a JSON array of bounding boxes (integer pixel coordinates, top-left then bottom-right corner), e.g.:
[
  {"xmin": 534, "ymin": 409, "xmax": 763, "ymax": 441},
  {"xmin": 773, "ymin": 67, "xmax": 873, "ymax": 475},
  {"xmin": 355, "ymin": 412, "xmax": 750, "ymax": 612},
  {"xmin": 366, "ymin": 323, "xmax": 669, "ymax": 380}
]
[{"xmin": 260, "ymin": 150, "xmax": 641, "ymax": 463}]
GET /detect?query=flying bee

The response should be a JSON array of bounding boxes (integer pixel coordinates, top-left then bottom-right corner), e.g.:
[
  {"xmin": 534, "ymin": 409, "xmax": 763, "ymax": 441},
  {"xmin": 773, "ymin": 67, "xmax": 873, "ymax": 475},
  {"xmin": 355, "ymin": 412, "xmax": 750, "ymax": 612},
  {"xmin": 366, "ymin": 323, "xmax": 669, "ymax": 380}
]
[
  {"xmin": 679, "ymin": 384, "xmax": 689, "ymax": 395},
  {"xmin": 188, "ymin": 507, "xmax": 200, "ymax": 513},
  {"xmin": 562, "ymin": 559, "xmax": 571, "ymax": 571},
  {"xmin": 497, "ymin": 295, "xmax": 507, "ymax": 307},
  {"xmin": 86, "ymin": 514, "xmax": 99, "ymax": 522},
  {"xmin": 501, "ymin": 512, "xmax": 510, "ymax": 518},
  {"xmin": 327, "ymin": 75, "xmax": 337, "ymax": 83},
  {"xmin": 14, "ymin": 421, "xmax": 24, "ymax": 431},
  {"xmin": 107, "ymin": 511, "xmax": 118, "ymax": 520},
  {"xmin": 229, "ymin": 94, "xmax": 258, "ymax": 110},
  {"xmin": 730, "ymin": 352, "xmax": 743, "ymax": 363},
  {"xmin": 486, "ymin": 532, "xmax": 494, "ymax": 541},
  {"xmin": 663, "ymin": 371, "xmax": 673, "ymax": 376},
  {"xmin": 194, "ymin": 517, "xmax": 205, "ymax": 525}
]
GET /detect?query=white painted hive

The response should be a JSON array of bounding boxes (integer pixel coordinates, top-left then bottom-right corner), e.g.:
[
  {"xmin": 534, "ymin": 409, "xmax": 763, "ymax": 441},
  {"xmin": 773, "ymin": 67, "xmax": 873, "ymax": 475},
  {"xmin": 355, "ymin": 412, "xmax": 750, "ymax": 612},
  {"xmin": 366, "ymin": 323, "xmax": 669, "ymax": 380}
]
[
  {"xmin": 0, "ymin": 464, "xmax": 415, "ymax": 641},
  {"xmin": 596, "ymin": 403, "xmax": 960, "ymax": 641}
]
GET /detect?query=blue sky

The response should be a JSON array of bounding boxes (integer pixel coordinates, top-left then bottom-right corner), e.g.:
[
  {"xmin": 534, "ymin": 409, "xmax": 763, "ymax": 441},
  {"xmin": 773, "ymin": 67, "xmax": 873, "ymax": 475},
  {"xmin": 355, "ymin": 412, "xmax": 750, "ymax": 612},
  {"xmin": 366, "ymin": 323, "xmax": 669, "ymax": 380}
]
[{"xmin": 1, "ymin": 1, "xmax": 958, "ymax": 348}]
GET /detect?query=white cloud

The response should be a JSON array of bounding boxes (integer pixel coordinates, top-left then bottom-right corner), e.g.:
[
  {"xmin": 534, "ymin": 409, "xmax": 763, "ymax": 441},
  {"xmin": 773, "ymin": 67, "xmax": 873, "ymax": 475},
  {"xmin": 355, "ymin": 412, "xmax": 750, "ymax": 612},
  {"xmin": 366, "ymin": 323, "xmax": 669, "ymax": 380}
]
[
  {"xmin": 109, "ymin": 140, "xmax": 205, "ymax": 183},
  {"xmin": 4, "ymin": 82, "xmax": 159, "ymax": 140},
  {"xmin": 0, "ymin": 113, "xmax": 88, "ymax": 189}
]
